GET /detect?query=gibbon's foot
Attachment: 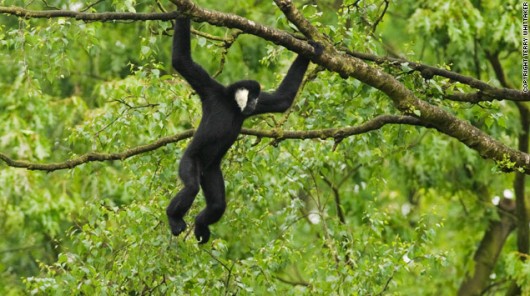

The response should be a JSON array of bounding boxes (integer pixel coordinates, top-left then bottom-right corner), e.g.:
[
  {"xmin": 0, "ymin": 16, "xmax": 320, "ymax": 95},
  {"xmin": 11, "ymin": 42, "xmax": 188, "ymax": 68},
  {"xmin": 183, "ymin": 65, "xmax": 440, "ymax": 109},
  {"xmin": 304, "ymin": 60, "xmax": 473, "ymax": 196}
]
[
  {"xmin": 308, "ymin": 40, "xmax": 324, "ymax": 56},
  {"xmin": 168, "ymin": 217, "xmax": 187, "ymax": 236},
  {"xmin": 194, "ymin": 223, "xmax": 211, "ymax": 244}
]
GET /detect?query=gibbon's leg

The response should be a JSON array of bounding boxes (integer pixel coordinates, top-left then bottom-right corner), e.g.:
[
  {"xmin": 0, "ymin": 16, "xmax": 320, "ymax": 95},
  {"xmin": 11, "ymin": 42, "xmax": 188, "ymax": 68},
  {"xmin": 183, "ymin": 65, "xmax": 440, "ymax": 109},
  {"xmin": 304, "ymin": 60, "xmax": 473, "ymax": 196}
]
[
  {"xmin": 167, "ymin": 153, "xmax": 201, "ymax": 236},
  {"xmin": 194, "ymin": 165, "xmax": 226, "ymax": 243}
]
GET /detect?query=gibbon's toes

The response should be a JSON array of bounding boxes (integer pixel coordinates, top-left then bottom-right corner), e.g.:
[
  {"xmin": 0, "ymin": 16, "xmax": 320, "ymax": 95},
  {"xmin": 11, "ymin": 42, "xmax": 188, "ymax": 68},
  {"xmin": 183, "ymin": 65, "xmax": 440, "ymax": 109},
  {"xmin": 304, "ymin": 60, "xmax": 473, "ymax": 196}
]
[
  {"xmin": 194, "ymin": 224, "xmax": 211, "ymax": 244},
  {"xmin": 169, "ymin": 218, "xmax": 187, "ymax": 236}
]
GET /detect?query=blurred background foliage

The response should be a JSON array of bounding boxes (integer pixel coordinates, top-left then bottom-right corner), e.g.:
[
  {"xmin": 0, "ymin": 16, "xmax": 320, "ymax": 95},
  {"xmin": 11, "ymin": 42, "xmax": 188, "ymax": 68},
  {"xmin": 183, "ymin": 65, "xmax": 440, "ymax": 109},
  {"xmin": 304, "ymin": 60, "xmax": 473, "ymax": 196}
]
[{"xmin": 0, "ymin": 0, "xmax": 527, "ymax": 294}]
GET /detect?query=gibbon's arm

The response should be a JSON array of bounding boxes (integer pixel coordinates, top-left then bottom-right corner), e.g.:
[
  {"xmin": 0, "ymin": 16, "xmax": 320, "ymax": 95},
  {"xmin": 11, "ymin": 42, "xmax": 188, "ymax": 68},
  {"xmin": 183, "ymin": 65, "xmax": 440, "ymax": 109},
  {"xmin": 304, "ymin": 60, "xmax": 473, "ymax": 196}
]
[
  {"xmin": 251, "ymin": 55, "xmax": 311, "ymax": 115},
  {"xmin": 172, "ymin": 17, "xmax": 222, "ymax": 97}
]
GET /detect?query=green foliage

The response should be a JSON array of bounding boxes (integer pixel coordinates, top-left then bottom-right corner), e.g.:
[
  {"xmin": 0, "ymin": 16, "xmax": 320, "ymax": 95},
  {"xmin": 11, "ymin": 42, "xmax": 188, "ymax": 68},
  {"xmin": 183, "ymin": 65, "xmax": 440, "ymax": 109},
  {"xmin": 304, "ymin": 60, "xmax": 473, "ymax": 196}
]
[
  {"xmin": 0, "ymin": 0, "xmax": 525, "ymax": 295},
  {"xmin": 505, "ymin": 252, "xmax": 530, "ymax": 294}
]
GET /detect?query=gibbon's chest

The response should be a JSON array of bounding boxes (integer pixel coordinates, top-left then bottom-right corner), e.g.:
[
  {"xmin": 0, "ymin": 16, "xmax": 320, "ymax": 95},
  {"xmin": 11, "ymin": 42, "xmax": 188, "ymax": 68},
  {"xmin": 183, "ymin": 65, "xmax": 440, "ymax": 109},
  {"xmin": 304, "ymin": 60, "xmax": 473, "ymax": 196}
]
[
  {"xmin": 198, "ymin": 102, "xmax": 243, "ymax": 136},
  {"xmin": 201, "ymin": 96, "xmax": 242, "ymax": 121}
]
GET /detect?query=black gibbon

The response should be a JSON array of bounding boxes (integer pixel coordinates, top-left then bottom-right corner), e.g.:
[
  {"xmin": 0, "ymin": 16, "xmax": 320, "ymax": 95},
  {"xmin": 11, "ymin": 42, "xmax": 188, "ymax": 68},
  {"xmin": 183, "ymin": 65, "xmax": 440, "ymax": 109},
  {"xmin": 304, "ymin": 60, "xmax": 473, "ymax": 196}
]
[{"xmin": 167, "ymin": 16, "xmax": 322, "ymax": 243}]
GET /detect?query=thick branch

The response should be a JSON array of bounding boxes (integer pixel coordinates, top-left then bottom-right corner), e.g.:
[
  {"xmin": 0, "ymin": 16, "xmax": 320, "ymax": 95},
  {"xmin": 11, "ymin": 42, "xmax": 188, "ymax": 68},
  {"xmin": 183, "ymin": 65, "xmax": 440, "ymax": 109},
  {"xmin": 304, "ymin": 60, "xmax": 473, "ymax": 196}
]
[{"xmin": 0, "ymin": 115, "xmax": 424, "ymax": 172}]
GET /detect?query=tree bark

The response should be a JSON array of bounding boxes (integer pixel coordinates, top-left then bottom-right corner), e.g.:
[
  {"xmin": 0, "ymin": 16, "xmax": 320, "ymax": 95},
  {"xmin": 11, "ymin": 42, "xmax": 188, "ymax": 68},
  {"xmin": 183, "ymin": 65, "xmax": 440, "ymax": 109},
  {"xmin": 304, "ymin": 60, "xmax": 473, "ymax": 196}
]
[{"xmin": 458, "ymin": 199, "xmax": 516, "ymax": 296}]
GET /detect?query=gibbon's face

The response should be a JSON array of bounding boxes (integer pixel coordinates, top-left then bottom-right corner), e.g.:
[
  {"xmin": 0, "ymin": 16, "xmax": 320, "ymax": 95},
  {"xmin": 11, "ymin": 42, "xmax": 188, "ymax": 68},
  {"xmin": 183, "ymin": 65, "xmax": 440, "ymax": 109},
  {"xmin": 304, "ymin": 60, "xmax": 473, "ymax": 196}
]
[{"xmin": 235, "ymin": 88, "xmax": 258, "ymax": 115}]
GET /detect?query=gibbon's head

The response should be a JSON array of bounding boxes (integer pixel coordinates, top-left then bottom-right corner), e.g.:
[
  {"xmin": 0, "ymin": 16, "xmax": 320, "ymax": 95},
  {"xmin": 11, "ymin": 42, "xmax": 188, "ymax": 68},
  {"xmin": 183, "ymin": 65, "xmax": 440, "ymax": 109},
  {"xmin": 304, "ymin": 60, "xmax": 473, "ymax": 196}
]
[{"xmin": 228, "ymin": 80, "xmax": 260, "ymax": 115}]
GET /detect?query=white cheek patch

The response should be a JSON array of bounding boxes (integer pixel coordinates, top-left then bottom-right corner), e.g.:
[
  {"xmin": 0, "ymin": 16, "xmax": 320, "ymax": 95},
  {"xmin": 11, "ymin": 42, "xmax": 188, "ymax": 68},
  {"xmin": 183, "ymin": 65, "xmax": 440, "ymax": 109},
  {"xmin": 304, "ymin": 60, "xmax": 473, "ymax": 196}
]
[{"xmin": 235, "ymin": 88, "xmax": 249, "ymax": 111}]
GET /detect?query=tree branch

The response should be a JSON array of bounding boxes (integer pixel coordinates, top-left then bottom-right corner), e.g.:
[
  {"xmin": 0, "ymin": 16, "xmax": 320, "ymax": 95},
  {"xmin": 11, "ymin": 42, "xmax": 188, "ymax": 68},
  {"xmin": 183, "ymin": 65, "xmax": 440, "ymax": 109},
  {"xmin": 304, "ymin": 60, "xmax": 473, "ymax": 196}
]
[
  {"xmin": 514, "ymin": 103, "xmax": 530, "ymax": 258},
  {"xmin": 273, "ymin": 0, "xmax": 322, "ymax": 40},
  {"xmin": 0, "ymin": 6, "xmax": 179, "ymax": 21},
  {"xmin": 0, "ymin": 130, "xmax": 194, "ymax": 171},
  {"xmin": 0, "ymin": 115, "xmax": 425, "ymax": 172},
  {"xmin": 346, "ymin": 50, "xmax": 529, "ymax": 102},
  {"xmin": 320, "ymin": 174, "xmax": 346, "ymax": 224},
  {"xmin": 444, "ymin": 92, "xmax": 493, "ymax": 103},
  {"xmin": 371, "ymin": 0, "xmax": 390, "ymax": 34},
  {"xmin": 458, "ymin": 198, "xmax": 516, "ymax": 296}
]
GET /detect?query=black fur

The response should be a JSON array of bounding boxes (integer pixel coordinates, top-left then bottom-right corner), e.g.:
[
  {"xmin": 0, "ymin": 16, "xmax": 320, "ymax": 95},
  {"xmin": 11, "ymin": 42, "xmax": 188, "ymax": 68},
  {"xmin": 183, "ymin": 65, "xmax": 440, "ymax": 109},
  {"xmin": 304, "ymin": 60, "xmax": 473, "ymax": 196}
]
[{"xmin": 166, "ymin": 17, "xmax": 320, "ymax": 243}]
